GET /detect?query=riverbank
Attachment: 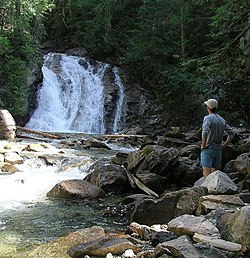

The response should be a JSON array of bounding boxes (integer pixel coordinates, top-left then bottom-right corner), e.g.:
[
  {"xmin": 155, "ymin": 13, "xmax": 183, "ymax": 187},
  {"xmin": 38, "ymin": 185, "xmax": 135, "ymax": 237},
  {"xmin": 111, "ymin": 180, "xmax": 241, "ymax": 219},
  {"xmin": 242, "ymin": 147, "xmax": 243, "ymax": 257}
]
[{"xmin": 0, "ymin": 128, "xmax": 249, "ymax": 257}]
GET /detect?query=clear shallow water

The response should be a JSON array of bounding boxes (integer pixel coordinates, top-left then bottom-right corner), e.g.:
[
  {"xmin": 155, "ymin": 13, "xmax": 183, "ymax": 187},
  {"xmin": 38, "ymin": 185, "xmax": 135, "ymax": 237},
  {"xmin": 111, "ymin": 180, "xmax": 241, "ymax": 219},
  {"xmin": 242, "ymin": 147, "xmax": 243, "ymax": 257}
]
[
  {"xmin": 0, "ymin": 139, "xmax": 134, "ymax": 256},
  {"xmin": 0, "ymin": 196, "xmax": 126, "ymax": 256}
]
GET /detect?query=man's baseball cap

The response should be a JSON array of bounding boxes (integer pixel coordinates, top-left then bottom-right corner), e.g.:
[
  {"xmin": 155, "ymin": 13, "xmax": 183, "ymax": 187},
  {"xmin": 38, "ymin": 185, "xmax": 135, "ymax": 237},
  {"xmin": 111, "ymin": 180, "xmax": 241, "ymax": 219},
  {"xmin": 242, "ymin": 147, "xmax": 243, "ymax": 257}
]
[{"xmin": 204, "ymin": 99, "xmax": 218, "ymax": 109}]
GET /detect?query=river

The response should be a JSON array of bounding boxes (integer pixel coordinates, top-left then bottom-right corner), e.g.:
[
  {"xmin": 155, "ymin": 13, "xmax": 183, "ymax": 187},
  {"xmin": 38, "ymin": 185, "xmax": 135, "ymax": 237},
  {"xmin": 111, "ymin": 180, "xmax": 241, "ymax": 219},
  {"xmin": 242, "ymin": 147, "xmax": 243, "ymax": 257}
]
[{"xmin": 0, "ymin": 137, "xmax": 136, "ymax": 257}]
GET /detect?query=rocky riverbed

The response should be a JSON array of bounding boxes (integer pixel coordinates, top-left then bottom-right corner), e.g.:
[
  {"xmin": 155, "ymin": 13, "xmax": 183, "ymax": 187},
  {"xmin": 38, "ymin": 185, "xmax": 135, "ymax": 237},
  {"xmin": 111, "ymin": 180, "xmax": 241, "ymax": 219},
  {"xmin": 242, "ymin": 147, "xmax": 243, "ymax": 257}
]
[{"xmin": 0, "ymin": 127, "xmax": 249, "ymax": 258}]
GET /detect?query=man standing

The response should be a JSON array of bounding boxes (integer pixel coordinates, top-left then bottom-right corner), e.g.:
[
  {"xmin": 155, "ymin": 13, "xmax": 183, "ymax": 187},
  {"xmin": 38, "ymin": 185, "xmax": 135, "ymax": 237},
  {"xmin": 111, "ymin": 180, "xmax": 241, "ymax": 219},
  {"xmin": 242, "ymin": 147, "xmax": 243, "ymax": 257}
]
[{"xmin": 201, "ymin": 99, "xmax": 235, "ymax": 177}]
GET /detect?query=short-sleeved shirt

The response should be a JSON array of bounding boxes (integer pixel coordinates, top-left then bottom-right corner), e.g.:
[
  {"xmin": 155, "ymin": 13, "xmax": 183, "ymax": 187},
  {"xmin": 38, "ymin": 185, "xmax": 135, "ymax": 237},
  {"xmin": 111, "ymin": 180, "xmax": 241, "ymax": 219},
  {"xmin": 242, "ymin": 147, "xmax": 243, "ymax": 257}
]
[{"xmin": 202, "ymin": 113, "xmax": 234, "ymax": 146}]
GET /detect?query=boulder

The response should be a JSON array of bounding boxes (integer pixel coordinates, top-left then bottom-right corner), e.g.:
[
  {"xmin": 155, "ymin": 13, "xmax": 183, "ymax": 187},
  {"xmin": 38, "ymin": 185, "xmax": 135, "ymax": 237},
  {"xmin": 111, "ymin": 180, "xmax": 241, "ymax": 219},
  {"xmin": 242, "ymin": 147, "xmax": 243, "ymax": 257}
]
[
  {"xmin": 27, "ymin": 226, "xmax": 105, "ymax": 258},
  {"xmin": 179, "ymin": 144, "xmax": 200, "ymax": 157},
  {"xmin": 4, "ymin": 152, "xmax": 23, "ymax": 165},
  {"xmin": 22, "ymin": 143, "xmax": 58, "ymax": 153},
  {"xmin": 125, "ymin": 222, "xmax": 172, "ymax": 242},
  {"xmin": 84, "ymin": 159, "xmax": 128, "ymax": 193},
  {"xmin": 111, "ymin": 152, "xmax": 129, "ymax": 166},
  {"xmin": 195, "ymin": 170, "xmax": 238, "ymax": 194},
  {"xmin": 67, "ymin": 237, "xmax": 140, "ymax": 258},
  {"xmin": 193, "ymin": 233, "xmax": 245, "ymax": 253},
  {"xmin": 157, "ymin": 136, "xmax": 190, "ymax": 148},
  {"xmin": 128, "ymin": 186, "xmax": 208, "ymax": 225},
  {"xmin": 221, "ymin": 144, "xmax": 238, "ymax": 168},
  {"xmin": 151, "ymin": 230, "xmax": 179, "ymax": 247},
  {"xmin": 196, "ymin": 195, "xmax": 245, "ymax": 215},
  {"xmin": 126, "ymin": 145, "xmax": 179, "ymax": 177},
  {"xmin": 1, "ymin": 163, "xmax": 20, "ymax": 173},
  {"xmin": 160, "ymin": 235, "xmax": 202, "ymax": 258},
  {"xmin": 194, "ymin": 242, "xmax": 229, "ymax": 258},
  {"xmin": 168, "ymin": 157, "xmax": 202, "ymax": 186},
  {"xmin": 216, "ymin": 206, "xmax": 250, "ymax": 248},
  {"xmin": 81, "ymin": 138, "xmax": 111, "ymax": 149},
  {"xmin": 234, "ymin": 153, "xmax": 250, "ymax": 175},
  {"xmin": 0, "ymin": 109, "xmax": 16, "ymax": 140},
  {"xmin": 47, "ymin": 179, "xmax": 106, "ymax": 199},
  {"xmin": 236, "ymin": 137, "xmax": 250, "ymax": 154},
  {"xmin": 168, "ymin": 214, "xmax": 220, "ymax": 238},
  {"xmin": 135, "ymin": 172, "xmax": 167, "ymax": 194}
]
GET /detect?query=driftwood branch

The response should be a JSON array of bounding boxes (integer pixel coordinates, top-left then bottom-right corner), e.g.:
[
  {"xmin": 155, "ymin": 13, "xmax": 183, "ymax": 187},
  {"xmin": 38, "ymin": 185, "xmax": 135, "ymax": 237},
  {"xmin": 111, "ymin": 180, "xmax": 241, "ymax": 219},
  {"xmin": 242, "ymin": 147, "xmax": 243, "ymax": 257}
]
[
  {"xmin": 123, "ymin": 165, "xmax": 159, "ymax": 198},
  {"xmin": 17, "ymin": 126, "xmax": 61, "ymax": 139},
  {"xmin": 15, "ymin": 132, "xmax": 50, "ymax": 142}
]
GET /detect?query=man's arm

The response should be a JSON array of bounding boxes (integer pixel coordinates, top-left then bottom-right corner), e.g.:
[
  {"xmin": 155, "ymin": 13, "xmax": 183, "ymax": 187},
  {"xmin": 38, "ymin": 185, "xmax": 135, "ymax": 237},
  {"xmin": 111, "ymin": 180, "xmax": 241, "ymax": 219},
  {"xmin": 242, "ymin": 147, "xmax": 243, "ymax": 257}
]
[
  {"xmin": 201, "ymin": 116, "xmax": 210, "ymax": 149},
  {"xmin": 222, "ymin": 124, "xmax": 235, "ymax": 149}
]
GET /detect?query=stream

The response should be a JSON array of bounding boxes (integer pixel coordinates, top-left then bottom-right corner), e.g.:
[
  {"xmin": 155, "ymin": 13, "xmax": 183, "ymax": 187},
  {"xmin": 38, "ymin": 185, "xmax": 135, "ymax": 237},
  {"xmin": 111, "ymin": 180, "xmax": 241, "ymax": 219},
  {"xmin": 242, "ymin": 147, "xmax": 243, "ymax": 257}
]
[{"xmin": 0, "ymin": 137, "xmax": 136, "ymax": 257}]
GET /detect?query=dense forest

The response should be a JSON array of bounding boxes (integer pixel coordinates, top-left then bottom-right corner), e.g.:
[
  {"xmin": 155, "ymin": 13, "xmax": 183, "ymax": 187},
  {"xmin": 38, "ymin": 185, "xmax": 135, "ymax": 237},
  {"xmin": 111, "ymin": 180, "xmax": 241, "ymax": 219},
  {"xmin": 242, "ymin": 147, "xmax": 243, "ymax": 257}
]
[{"xmin": 0, "ymin": 0, "xmax": 249, "ymax": 126}]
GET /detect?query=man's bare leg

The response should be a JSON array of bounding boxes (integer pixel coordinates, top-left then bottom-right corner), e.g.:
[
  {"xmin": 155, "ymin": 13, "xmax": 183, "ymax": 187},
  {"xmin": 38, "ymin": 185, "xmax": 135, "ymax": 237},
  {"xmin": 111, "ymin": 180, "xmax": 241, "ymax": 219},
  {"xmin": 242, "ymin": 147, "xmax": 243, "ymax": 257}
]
[{"xmin": 203, "ymin": 167, "xmax": 211, "ymax": 177}]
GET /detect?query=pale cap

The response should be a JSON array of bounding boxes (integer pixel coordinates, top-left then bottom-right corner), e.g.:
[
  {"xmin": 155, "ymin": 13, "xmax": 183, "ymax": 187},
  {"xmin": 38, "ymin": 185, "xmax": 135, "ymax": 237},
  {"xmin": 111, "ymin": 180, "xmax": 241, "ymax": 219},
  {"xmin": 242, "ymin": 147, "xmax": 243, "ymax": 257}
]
[{"xmin": 204, "ymin": 99, "xmax": 218, "ymax": 109}]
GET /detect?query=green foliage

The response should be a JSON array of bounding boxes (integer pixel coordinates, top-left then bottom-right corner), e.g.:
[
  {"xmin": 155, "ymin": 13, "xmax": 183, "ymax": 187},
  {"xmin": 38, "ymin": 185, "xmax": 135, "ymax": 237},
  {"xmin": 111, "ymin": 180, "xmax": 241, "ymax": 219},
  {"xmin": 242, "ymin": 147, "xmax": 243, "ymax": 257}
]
[
  {"xmin": 160, "ymin": 65, "xmax": 203, "ymax": 111},
  {"xmin": 0, "ymin": 0, "xmax": 249, "ymax": 123},
  {"xmin": 1, "ymin": 56, "xmax": 29, "ymax": 116},
  {"xmin": 0, "ymin": 0, "xmax": 53, "ymax": 118},
  {"xmin": 190, "ymin": 0, "xmax": 250, "ymax": 80}
]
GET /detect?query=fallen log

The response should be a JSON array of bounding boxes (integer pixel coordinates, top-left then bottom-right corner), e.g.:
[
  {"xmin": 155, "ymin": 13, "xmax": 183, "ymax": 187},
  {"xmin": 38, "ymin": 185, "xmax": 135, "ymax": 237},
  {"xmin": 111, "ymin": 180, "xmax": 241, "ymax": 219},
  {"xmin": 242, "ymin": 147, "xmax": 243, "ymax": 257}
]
[
  {"xmin": 101, "ymin": 134, "xmax": 146, "ymax": 139},
  {"xmin": 15, "ymin": 132, "xmax": 50, "ymax": 142},
  {"xmin": 122, "ymin": 165, "xmax": 159, "ymax": 198},
  {"xmin": 17, "ymin": 126, "xmax": 61, "ymax": 139}
]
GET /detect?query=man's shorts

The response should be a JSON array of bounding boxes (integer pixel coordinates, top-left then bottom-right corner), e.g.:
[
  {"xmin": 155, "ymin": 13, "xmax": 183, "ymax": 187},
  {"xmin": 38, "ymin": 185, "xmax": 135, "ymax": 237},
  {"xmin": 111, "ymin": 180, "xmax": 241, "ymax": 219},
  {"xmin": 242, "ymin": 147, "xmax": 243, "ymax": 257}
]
[{"xmin": 200, "ymin": 144, "xmax": 222, "ymax": 169}]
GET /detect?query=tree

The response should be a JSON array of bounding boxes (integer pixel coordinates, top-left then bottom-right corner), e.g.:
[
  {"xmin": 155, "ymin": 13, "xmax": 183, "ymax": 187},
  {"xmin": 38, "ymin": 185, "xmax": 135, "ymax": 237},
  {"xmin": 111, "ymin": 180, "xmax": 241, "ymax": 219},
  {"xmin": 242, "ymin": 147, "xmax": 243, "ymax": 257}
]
[
  {"xmin": 0, "ymin": 0, "xmax": 54, "ymax": 118},
  {"xmin": 188, "ymin": 0, "xmax": 250, "ymax": 122}
]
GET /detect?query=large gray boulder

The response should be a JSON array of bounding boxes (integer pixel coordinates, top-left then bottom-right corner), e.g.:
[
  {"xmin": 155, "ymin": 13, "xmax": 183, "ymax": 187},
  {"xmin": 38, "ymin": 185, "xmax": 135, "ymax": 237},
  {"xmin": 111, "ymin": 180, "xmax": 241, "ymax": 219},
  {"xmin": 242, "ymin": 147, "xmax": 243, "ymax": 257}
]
[
  {"xmin": 84, "ymin": 159, "xmax": 128, "ymax": 193},
  {"xmin": 28, "ymin": 226, "xmax": 106, "ymax": 258},
  {"xmin": 216, "ymin": 206, "xmax": 250, "ymax": 248},
  {"xmin": 234, "ymin": 153, "xmax": 250, "ymax": 175},
  {"xmin": 47, "ymin": 179, "xmax": 106, "ymax": 199},
  {"xmin": 128, "ymin": 186, "xmax": 208, "ymax": 225},
  {"xmin": 196, "ymin": 195, "xmax": 245, "ymax": 215},
  {"xmin": 160, "ymin": 235, "xmax": 202, "ymax": 258},
  {"xmin": 168, "ymin": 214, "xmax": 220, "ymax": 238},
  {"xmin": 126, "ymin": 145, "xmax": 179, "ymax": 176},
  {"xmin": 0, "ymin": 109, "xmax": 16, "ymax": 140},
  {"xmin": 67, "ymin": 237, "xmax": 140, "ymax": 258},
  {"xmin": 195, "ymin": 171, "xmax": 238, "ymax": 194}
]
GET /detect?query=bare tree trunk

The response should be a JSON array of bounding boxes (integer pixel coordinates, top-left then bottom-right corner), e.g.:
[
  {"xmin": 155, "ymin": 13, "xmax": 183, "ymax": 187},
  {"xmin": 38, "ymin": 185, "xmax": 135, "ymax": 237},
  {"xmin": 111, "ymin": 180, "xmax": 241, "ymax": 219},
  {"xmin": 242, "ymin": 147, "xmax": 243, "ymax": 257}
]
[
  {"xmin": 180, "ymin": 6, "xmax": 185, "ymax": 59},
  {"xmin": 15, "ymin": 0, "xmax": 21, "ymax": 19}
]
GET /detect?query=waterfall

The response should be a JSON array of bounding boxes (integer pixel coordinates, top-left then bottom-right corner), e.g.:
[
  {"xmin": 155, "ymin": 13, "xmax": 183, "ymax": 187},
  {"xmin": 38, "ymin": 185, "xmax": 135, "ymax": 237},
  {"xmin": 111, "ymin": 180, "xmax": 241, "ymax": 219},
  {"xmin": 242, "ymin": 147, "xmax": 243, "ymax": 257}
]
[
  {"xmin": 112, "ymin": 67, "xmax": 126, "ymax": 133},
  {"xmin": 26, "ymin": 53, "xmax": 126, "ymax": 134}
]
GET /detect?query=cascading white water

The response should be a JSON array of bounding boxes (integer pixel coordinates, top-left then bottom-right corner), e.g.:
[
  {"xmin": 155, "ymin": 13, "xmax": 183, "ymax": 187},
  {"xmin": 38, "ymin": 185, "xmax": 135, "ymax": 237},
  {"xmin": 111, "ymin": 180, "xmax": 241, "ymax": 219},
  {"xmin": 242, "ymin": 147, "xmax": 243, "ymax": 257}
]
[
  {"xmin": 26, "ymin": 53, "xmax": 126, "ymax": 133},
  {"xmin": 112, "ymin": 67, "xmax": 126, "ymax": 133},
  {"xmin": 0, "ymin": 158, "xmax": 90, "ymax": 211}
]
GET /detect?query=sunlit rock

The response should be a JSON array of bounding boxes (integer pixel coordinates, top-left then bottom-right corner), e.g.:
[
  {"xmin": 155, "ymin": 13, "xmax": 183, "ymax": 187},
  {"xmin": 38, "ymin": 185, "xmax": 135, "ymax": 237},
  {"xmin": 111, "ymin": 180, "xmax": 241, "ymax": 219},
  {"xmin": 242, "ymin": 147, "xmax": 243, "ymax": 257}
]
[
  {"xmin": 27, "ymin": 226, "xmax": 105, "ymax": 258},
  {"xmin": 168, "ymin": 214, "xmax": 220, "ymax": 238},
  {"xmin": 47, "ymin": 179, "xmax": 106, "ymax": 199},
  {"xmin": 0, "ymin": 109, "xmax": 16, "ymax": 140},
  {"xmin": 67, "ymin": 237, "xmax": 140, "ymax": 257},
  {"xmin": 4, "ymin": 152, "xmax": 23, "ymax": 165},
  {"xmin": 196, "ymin": 194, "xmax": 245, "ymax": 215},
  {"xmin": 193, "ymin": 233, "xmax": 245, "ymax": 253},
  {"xmin": 216, "ymin": 206, "xmax": 250, "ymax": 248},
  {"xmin": 1, "ymin": 163, "xmax": 20, "ymax": 173},
  {"xmin": 195, "ymin": 170, "xmax": 238, "ymax": 194}
]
